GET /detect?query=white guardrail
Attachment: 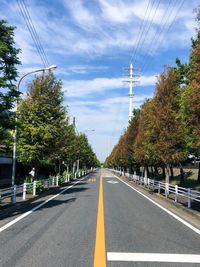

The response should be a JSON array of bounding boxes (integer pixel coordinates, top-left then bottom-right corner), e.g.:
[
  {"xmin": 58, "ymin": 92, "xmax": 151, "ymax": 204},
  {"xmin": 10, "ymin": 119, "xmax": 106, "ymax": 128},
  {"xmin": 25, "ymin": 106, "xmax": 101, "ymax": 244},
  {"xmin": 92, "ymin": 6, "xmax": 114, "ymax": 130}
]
[
  {"xmin": 111, "ymin": 169, "xmax": 200, "ymax": 209},
  {"xmin": 0, "ymin": 169, "xmax": 93, "ymax": 205}
]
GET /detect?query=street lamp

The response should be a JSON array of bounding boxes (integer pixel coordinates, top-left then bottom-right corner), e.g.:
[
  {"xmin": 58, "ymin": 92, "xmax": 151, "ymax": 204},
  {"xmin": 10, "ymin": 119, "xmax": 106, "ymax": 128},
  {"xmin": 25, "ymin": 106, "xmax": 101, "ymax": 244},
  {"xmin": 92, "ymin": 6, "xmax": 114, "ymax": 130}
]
[
  {"xmin": 11, "ymin": 65, "xmax": 57, "ymax": 200},
  {"xmin": 83, "ymin": 129, "xmax": 95, "ymax": 133}
]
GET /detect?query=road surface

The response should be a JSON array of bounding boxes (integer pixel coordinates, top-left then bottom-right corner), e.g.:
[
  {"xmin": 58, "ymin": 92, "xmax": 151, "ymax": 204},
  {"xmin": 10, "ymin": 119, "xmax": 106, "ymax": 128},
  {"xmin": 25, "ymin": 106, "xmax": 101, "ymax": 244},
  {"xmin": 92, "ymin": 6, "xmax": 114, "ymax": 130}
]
[{"xmin": 0, "ymin": 168, "xmax": 200, "ymax": 266}]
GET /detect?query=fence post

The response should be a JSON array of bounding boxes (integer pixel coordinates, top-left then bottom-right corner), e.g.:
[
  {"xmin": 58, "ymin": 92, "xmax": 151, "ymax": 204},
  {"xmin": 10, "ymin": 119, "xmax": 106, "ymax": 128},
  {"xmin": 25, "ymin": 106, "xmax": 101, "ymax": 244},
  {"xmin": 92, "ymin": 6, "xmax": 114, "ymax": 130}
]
[
  {"xmin": 56, "ymin": 175, "xmax": 59, "ymax": 186},
  {"xmin": 165, "ymin": 183, "xmax": 169, "ymax": 197},
  {"xmin": 175, "ymin": 185, "xmax": 178, "ymax": 203},
  {"xmin": 13, "ymin": 185, "xmax": 17, "ymax": 204},
  {"xmin": 23, "ymin": 183, "xmax": 26, "ymax": 200},
  {"xmin": 158, "ymin": 182, "xmax": 161, "ymax": 194},
  {"xmin": 187, "ymin": 188, "xmax": 191, "ymax": 208},
  {"xmin": 47, "ymin": 178, "xmax": 50, "ymax": 190},
  {"xmin": 33, "ymin": 181, "xmax": 37, "ymax": 196},
  {"xmin": 147, "ymin": 178, "xmax": 150, "ymax": 190}
]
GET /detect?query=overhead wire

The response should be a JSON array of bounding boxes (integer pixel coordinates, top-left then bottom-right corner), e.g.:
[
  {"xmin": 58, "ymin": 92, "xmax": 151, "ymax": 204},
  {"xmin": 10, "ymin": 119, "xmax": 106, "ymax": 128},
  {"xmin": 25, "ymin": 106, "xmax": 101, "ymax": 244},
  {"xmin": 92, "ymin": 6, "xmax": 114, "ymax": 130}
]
[
  {"xmin": 139, "ymin": 0, "xmax": 175, "ymax": 69},
  {"xmin": 17, "ymin": 0, "xmax": 49, "ymax": 67},
  {"xmin": 129, "ymin": 0, "xmax": 152, "ymax": 64},
  {"xmin": 142, "ymin": 0, "xmax": 186, "ymax": 73},
  {"xmin": 20, "ymin": 0, "xmax": 49, "ymax": 66},
  {"xmin": 132, "ymin": 0, "xmax": 162, "ymax": 67}
]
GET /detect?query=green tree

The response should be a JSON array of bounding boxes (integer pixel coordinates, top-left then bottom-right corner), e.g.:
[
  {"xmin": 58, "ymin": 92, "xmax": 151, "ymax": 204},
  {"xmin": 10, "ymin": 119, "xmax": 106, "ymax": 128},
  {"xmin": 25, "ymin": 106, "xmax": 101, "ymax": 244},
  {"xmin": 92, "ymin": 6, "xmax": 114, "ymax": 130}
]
[
  {"xmin": 17, "ymin": 73, "xmax": 68, "ymax": 177},
  {"xmin": 0, "ymin": 20, "xmax": 21, "ymax": 152},
  {"xmin": 73, "ymin": 133, "xmax": 100, "ymax": 169}
]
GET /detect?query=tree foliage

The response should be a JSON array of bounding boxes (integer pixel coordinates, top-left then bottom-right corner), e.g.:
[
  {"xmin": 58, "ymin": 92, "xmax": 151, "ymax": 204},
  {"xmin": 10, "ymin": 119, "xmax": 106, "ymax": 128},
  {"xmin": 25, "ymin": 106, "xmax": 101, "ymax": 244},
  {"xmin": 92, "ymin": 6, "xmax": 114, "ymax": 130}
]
[
  {"xmin": 17, "ymin": 73, "xmax": 99, "ymax": 177},
  {"xmin": 183, "ymin": 23, "xmax": 200, "ymax": 154},
  {"xmin": 0, "ymin": 20, "xmax": 21, "ymax": 152}
]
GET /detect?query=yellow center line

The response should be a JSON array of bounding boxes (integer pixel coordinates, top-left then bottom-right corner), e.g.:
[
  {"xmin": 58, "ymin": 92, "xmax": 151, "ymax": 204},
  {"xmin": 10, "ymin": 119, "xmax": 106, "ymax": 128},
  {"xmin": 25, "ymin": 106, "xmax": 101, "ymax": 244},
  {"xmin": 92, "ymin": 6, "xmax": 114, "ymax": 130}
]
[{"xmin": 94, "ymin": 174, "xmax": 106, "ymax": 267}]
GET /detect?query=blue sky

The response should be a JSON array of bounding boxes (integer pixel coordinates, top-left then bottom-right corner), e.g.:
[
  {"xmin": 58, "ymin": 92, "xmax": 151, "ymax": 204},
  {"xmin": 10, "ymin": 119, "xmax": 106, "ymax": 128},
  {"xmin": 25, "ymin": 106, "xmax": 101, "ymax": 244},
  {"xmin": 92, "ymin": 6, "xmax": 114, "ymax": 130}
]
[{"xmin": 1, "ymin": 0, "xmax": 198, "ymax": 161}]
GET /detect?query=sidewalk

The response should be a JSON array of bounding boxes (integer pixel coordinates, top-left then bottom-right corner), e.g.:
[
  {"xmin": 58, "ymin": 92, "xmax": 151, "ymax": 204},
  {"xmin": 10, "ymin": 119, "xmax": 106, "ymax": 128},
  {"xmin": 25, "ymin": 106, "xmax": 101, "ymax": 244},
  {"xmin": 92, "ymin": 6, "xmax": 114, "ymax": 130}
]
[{"xmin": 0, "ymin": 180, "xmax": 77, "ymax": 227}]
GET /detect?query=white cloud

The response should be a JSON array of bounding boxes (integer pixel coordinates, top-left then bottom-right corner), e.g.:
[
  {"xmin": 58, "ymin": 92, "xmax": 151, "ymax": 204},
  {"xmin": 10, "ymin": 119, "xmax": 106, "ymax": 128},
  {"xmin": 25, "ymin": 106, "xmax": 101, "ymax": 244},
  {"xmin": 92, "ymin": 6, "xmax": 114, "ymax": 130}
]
[
  {"xmin": 63, "ymin": 0, "xmax": 95, "ymax": 30},
  {"xmin": 2, "ymin": 0, "xmax": 199, "ymax": 161},
  {"xmin": 63, "ymin": 75, "xmax": 156, "ymax": 97},
  {"xmin": 66, "ymin": 92, "xmax": 153, "ymax": 160}
]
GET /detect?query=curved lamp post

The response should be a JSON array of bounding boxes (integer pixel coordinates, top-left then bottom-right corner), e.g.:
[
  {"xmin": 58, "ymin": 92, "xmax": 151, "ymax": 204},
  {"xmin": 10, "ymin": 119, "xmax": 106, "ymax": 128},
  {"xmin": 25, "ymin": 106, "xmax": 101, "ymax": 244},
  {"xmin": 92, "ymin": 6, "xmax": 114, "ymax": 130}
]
[{"xmin": 11, "ymin": 65, "xmax": 57, "ymax": 200}]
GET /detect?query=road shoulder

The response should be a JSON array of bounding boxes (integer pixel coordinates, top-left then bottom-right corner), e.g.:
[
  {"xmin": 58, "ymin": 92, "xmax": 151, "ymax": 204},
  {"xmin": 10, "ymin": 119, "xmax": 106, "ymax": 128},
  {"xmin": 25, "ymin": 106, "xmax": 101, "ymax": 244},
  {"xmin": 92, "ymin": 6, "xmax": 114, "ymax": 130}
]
[{"xmin": 111, "ymin": 171, "xmax": 200, "ymax": 231}]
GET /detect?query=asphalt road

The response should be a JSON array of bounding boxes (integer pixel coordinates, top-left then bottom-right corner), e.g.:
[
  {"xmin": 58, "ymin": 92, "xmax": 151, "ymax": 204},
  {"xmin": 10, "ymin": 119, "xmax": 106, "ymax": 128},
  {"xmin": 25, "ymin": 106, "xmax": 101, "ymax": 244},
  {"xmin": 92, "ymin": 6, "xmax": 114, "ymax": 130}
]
[{"xmin": 0, "ymin": 168, "xmax": 200, "ymax": 267}]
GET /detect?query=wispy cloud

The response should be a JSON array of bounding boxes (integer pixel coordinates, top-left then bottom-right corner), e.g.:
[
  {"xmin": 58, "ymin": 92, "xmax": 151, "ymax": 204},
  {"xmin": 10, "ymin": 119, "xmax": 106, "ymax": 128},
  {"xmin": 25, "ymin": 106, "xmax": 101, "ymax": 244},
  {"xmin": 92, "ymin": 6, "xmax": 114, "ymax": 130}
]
[
  {"xmin": 63, "ymin": 75, "xmax": 156, "ymax": 97},
  {"xmin": 2, "ymin": 0, "xmax": 198, "ymax": 160}
]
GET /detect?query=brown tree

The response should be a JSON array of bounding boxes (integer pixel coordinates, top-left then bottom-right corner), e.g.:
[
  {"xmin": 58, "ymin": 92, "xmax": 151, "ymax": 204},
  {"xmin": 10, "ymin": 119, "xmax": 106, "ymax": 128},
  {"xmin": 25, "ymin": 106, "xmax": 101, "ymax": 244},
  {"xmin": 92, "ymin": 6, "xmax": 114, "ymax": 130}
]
[{"xmin": 152, "ymin": 68, "xmax": 187, "ymax": 183}]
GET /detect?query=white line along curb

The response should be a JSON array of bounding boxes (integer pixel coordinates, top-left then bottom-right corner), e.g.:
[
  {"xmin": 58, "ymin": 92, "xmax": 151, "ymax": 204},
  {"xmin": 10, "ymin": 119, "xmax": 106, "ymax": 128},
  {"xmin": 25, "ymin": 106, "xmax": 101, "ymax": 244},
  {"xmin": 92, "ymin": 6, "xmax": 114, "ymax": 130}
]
[
  {"xmin": 0, "ymin": 176, "xmax": 87, "ymax": 233},
  {"xmin": 112, "ymin": 173, "xmax": 200, "ymax": 235}
]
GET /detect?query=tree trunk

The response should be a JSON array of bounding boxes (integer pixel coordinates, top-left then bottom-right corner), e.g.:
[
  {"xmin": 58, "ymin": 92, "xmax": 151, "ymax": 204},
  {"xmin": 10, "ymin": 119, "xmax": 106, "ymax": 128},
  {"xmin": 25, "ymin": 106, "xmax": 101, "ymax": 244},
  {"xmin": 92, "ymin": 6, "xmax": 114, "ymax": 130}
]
[
  {"xmin": 154, "ymin": 166, "xmax": 158, "ymax": 175},
  {"xmin": 198, "ymin": 162, "xmax": 200, "ymax": 183},
  {"xmin": 166, "ymin": 165, "xmax": 170, "ymax": 184},
  {"xmin": 162, "ymin": 166, "xmax": 166, "ymax": 180},
  {"xmin": 151, "ymin": 166, "xmax": 155, "ymax": 179},
  {"xmin": 170, "ymin": 166, "xmax": 174, "ymax": 179},
  {"xmin": 146, "ymin": 166, "xmax": 150, "ymax": 177},
  {"xmin": 180, "ymin": 163, "xmax": 184, "ymax": 184}
]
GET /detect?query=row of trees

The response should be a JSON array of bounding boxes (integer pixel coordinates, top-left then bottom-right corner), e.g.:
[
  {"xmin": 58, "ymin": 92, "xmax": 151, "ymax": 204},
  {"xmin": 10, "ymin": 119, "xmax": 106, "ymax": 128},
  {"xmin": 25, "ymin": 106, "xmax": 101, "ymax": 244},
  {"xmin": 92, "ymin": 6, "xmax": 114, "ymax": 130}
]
[
  {"xmin": 17, "ymin": 73, "xmax": 100, "ymax": 178},
  {"xmin": 0, "ymin": 20, "xmax": 100, "ymax": 181},
  {"xmin": 105, "ymin": 8, "xmax": 200, "ymax": 184}
]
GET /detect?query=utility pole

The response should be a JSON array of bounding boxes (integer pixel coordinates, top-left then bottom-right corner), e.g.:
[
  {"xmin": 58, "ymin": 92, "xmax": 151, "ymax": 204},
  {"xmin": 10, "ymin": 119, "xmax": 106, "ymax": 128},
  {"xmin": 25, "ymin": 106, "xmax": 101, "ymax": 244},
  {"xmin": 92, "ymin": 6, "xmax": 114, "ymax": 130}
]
[
  {"xmin": 129, "ymin": 63, "xmax": 133, "ymax": 121},
  {"xmin": 73, "ymin": 117, "xmax": 76, "ymax": 127},
  {"xmin": 123, "ymin": 63, "xmax": 140, "ymax": 122}
]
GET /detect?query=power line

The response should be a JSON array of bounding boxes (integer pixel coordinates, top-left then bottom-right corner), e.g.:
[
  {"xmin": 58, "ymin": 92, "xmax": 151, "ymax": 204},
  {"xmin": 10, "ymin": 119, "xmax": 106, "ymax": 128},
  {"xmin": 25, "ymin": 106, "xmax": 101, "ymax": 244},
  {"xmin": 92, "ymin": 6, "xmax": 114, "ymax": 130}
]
[
  {"xmin": 20, "ymin": 0, "xmax": 49, "ymax": 66},
  {"xmin": 142, "ymin": 0, "xmax": 186, "ymax": 73},
  {"xmin": 129, "ymin": 0, "xmax": 152, "ymax": 64},
  {"xmin": 133, "ymin": 0, "xmax": 162, "ymax": 66},
  {"xmin": 139, "ymin": 0, "xmax": 178, "ymax": 70},
  {"xmin": 17, "ymin": 0, "xmax": 49, "ymax": 67}
]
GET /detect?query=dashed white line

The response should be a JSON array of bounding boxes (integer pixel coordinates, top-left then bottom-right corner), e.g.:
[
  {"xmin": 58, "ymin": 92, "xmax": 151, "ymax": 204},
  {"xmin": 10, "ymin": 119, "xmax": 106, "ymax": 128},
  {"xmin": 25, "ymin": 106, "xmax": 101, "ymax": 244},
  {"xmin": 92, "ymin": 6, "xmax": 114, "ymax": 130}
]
[{"xmin": 107, "ymin": 252, "xmax": 200, "ymax": 263}]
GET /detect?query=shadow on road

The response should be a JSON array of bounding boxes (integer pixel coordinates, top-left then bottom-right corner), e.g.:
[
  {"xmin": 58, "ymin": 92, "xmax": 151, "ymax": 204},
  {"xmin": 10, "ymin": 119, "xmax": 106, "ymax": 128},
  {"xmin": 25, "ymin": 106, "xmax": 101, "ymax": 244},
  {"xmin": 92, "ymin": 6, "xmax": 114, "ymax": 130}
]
[{"xmin": 0, "ymin": 184, "xmax": 89, "ymax": 222}]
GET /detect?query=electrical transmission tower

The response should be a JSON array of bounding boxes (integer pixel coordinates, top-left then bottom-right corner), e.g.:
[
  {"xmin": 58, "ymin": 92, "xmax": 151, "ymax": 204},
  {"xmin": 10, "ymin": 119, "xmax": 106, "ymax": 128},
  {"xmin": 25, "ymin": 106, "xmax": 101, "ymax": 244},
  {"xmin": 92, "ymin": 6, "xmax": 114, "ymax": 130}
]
[{"xmin": 123, "ymin": 63, "xmax": 140, "ymax": 122}]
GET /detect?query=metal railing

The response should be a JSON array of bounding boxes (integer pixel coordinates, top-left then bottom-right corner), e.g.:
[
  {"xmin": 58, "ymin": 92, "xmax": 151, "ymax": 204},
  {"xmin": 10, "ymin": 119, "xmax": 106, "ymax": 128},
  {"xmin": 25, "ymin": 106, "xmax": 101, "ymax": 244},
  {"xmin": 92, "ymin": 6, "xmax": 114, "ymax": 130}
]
[
  {"xmin": 111, "ymin": 169, "xmax": 200, "ymax": 209},
  {"xmin": 0, "ymin": 169, "xmax": 93, "ymax": 205}
]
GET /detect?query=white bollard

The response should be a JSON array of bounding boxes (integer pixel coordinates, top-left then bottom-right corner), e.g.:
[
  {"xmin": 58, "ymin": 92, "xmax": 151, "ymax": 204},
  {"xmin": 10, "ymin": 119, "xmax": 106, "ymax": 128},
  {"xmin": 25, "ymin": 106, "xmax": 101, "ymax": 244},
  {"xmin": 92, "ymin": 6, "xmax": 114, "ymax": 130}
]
[
  {"xmin": 56, "ymin": 175, "xmax": 59, "ymax": 186},
  {"xmin": 165, "ymin": 183, "xmax": 169, "ymax": 197},
  {"xmin": 33, "ymin": 181, "xmax": 37, "ymax": 196},
  {"xmin": 175, "ymin": 185, "xmax": 178, "ymax": 202},
  {"xmin": 158, "ymin": 182, "xmax": 161, "ymax": 194},
  {"xmin": 52, "ymin": 176, "xmax": 55, "ymax": 186},
  {"xmin": 187, "ymin": 188, "xmax": 191, "ymax": 208},
  {"xmin": 75, "ymin": 173, "xmax": 77, "ymax": 179},
  {"xmin": 23, "ymin": 183, "xmax": 26, "ymax": 200},
  {"xmin": 13, "ymin": 185, "xmax": 17, "ymax": 204}
]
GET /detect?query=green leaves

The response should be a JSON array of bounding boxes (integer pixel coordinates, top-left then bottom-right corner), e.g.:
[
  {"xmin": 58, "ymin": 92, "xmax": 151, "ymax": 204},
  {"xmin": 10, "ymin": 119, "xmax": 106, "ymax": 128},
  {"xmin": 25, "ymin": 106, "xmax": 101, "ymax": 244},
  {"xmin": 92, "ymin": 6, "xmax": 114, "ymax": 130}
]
[
  {"xmin": 17, "ymin": 73, "xmax": 67, "ymax": 165},
  {"xmin": 0, "ymin": 20, "xmax": 21, "ymax": 153},
  {"xmin": 17, "ymin": 73, "xmax": 100, "ymax": 172}
]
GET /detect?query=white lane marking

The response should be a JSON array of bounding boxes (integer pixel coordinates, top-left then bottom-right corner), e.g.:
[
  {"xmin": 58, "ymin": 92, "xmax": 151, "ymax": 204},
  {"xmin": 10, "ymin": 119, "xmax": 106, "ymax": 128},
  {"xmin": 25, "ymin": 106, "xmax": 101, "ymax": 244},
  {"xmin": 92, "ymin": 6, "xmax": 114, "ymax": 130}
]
[
  {"xmin": 110, "ymin": 173, "xmax": 200, "ymax": 235},
  {"xmin": 107, "ymin": 252, "xmax": 200, "ymax": 263},
  {"xmin": 0, "ymin": 177, "xmax": 87, "ymax": 233},
  {"xmin": 107, "ymin": 180, "xmax": 119, "ymax": 184}
]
